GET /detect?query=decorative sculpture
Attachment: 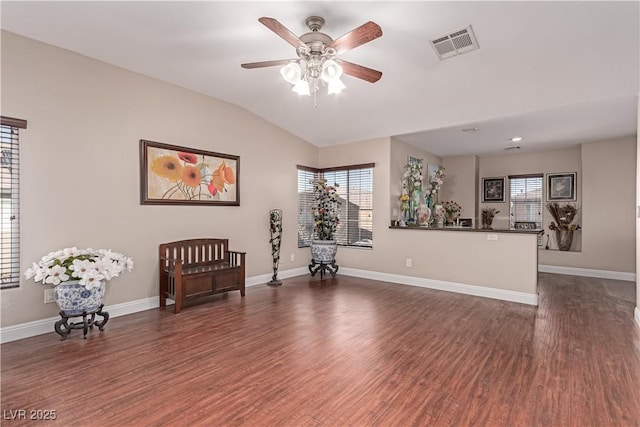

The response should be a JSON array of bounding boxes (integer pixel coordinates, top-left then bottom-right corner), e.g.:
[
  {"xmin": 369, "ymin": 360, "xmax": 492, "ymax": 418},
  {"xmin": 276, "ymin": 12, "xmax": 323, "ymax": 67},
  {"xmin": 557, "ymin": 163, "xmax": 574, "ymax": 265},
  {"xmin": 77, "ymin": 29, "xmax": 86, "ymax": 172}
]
[{"xmin": 268, "ymin": 209, "xmax": 283, "ymax": 286}]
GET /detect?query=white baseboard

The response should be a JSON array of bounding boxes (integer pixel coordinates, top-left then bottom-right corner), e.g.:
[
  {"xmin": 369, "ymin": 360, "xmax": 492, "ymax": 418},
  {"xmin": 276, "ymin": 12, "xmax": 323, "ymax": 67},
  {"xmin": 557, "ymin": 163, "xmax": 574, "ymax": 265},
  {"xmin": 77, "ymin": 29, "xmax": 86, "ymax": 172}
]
[
  {"xmin": 0, "ymin": 296, "xmax": 159, "ymax": 344},
  {"xmin": 245, "ymin": 267, "xmax": 309, "ymax": 287},
  {"xmin": 635, "ymin": 307, "xmax": 640, "ymax": 328},
  {"xmin": 538, "ymin": 265, "xmax": 636, "ymax": 282},
  {"xmin": 0, "ymin": 267, "xmax": 309, "ymax": 344},
  {"xmin": 340, "ymin": 268, "xmax": 539, "ymax": 306}
]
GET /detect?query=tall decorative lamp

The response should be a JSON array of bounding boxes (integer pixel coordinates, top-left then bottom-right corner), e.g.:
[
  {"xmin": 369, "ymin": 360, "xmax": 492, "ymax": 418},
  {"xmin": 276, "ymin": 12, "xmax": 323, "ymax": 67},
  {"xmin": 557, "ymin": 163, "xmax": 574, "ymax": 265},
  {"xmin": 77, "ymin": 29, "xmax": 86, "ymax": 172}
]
[{"xmin": 268, "ymin": 209, "xmax": 283, "ymax": 286}]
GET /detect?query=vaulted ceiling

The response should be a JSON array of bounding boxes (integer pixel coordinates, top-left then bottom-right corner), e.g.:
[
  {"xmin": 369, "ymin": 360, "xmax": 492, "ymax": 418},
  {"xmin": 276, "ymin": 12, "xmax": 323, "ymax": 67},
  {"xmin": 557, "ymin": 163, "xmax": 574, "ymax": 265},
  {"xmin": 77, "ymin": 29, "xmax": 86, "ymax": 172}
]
[{"xmin": 2, "ymin": 1, "xmax": 638, "ymax": 156}]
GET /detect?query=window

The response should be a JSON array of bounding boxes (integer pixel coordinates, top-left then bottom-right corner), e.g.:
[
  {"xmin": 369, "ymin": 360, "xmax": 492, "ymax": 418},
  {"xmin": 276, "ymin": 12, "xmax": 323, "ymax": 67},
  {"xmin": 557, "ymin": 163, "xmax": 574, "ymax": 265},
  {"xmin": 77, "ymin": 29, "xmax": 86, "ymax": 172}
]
[
  {"xmin": 298, "ymin": 164, "xmax": 374, "ymax": 248},
  {"xmin": 1, "ymin": 116, "xmax": 26, "ymax": 290},
  {"xmin": 509, "ymin": 174, "xmax": 543, "ymax": 243}
]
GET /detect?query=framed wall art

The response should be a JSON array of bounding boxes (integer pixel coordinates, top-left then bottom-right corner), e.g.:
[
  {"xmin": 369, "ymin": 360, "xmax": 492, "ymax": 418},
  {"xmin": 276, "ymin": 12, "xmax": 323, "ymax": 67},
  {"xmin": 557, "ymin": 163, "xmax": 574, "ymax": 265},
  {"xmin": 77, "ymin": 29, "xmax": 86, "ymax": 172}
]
[
  {"xmin": 482, "ymin": 177, "xmax": 505, "ymax": 202},
  {"xmin": 140, "ymin": 139, "xmax": 239, "ymax": 206},
  {"xmin": 546, "ymin": 172, "xmax": 576, "ymax": 201}
]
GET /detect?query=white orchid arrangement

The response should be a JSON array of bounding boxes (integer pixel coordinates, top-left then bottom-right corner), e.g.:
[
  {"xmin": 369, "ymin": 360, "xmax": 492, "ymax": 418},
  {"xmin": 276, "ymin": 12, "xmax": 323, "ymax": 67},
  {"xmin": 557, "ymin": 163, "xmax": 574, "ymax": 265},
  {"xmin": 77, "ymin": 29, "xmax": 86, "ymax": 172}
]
[
  {"xmin": 25, "ymin": 247, "xmax": 134, "ymax": 289},
  {"xmin": 403, "ymin": 161, "xmax": 423, "ymax": 197}
]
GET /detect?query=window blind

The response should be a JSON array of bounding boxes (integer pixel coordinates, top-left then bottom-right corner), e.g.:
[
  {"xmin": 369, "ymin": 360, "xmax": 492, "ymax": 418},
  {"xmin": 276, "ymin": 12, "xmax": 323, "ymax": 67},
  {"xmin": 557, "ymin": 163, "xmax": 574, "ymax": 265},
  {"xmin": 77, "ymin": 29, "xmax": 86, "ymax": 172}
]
[
  {"xmin": 509, "ymin": 174, "xmax": 543, "ymax": 238},
  {"xmin": 297, "ymin": 164, "xmax": 374, "ymax": 248},
  {"xmin": 1, "ymin": 116, "xmax": 26, "ymax": 290},
  {"xmin": 297, "ymin": 168, "xmax": 316, "ymax": 247}
]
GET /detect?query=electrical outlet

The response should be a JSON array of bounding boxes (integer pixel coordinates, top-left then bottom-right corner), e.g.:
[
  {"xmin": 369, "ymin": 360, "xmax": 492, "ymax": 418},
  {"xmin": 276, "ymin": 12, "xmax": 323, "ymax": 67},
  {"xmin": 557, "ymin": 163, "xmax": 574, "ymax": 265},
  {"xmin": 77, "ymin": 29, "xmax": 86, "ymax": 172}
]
[
  {"xmin": 405, "ymin": 258, "xmax": 413, "ymax": 268},
  {"xmin": 44, "ymin": 289, "xmax": 55, "ymax": 304},
  {"xmin": 487, "ymin": 234, "xmax": 498, "ymax": 241},
  {"xmin": 290, "ymin": 253, "xmax": 295, "ymax": 262}
]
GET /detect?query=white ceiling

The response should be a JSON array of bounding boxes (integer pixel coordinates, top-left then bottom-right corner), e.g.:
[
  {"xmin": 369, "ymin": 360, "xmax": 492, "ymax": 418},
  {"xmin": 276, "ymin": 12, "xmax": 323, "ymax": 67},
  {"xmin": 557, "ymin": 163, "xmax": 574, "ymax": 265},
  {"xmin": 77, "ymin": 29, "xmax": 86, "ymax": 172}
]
[{"xmin": 1, "ymin": 1, "xmax": 638, "ymax": 157}]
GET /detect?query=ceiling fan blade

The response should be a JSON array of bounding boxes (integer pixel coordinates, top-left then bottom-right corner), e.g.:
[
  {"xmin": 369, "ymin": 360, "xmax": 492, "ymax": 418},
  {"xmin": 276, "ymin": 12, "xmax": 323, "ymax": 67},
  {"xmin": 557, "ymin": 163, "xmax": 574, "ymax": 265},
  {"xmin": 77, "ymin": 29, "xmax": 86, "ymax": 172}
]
[
  {"xmin": 241, "ymin": 59, "xmax": 295, "ymax": 69},
  {"xmin": 329, "ymin": 21, "xmax": 382, "ymax": 55},
  {"xmin": 338, "ymin": 60, "xmax": 382, "ymax": 83},
  {"xmin": 258, "ymin": 17, "xmax": 306, "ymax": 49}
]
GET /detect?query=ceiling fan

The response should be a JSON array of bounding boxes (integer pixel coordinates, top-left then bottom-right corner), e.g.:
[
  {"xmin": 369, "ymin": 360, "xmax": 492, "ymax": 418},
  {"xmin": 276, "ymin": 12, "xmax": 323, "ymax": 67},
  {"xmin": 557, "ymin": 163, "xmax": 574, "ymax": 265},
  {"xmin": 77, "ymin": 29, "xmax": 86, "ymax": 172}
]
[{"xmin": 241, "ymin": 16, "xmax": 383, "ymax": 98}]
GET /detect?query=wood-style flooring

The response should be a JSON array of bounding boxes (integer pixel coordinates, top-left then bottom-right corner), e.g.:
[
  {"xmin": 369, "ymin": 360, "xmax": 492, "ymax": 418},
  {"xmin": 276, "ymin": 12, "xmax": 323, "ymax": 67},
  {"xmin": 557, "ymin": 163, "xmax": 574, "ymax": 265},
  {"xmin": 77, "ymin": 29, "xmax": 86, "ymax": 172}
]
[{"xmin": 1, "ymin": 273, "xmax": 639, "ymax": 426}]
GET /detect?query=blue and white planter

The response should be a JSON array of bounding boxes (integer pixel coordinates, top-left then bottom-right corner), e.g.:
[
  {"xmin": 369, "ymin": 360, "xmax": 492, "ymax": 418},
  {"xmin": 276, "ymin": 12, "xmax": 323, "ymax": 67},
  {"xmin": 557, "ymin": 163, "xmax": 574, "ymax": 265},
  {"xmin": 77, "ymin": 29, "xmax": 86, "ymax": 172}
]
[
  {"xmin": 54, "ymin": 280, "xmax": 106, "ymax": 316},
  {"xmin": 310, "ymin": 239, "xmax": 338, "ymax": 263}
]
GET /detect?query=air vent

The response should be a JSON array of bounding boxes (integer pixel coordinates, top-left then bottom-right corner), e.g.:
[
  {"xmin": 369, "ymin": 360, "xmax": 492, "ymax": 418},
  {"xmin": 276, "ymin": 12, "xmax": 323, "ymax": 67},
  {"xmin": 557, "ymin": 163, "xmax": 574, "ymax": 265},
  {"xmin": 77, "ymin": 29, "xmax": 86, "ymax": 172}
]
[{"xmin": 429, "ymin": 25, "xmax": 479, "ymax": 60}]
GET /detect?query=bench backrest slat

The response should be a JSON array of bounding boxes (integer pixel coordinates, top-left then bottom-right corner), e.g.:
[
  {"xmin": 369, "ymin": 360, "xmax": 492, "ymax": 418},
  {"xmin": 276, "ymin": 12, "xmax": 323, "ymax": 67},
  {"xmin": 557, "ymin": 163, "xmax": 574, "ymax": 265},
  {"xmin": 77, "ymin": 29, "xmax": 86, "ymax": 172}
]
[{"xmin": 160, "ymin": 239, "xmax": 229, "ymax": 267}]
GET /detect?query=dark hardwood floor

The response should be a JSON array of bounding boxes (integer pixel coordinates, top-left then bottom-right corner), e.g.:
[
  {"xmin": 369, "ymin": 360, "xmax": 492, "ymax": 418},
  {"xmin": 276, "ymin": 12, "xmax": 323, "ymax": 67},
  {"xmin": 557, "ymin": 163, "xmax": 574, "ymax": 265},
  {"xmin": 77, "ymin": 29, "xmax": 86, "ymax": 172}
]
[{"xmin": 1, "ymin": 273, "xmax": 639, "ymax": 426}]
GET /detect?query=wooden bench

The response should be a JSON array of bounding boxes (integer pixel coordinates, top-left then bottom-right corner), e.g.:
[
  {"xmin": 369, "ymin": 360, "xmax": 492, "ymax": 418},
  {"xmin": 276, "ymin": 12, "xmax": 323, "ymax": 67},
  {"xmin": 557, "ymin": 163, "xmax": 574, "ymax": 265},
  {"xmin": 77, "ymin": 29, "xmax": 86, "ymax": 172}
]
[{"xmin": 159, "ymin": 239, "xmax": 246, "ymax": 314}]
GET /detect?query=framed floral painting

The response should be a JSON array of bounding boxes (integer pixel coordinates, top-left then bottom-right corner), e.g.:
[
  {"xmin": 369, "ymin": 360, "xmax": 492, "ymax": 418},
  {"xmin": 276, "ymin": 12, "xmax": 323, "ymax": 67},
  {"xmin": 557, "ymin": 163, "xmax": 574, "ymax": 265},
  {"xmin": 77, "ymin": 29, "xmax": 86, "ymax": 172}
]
[
  {"xmin": 482, "ymin": 177, "xmax": 505, "ymax": 202},
  {"xmin": 140, "ymin": 140, "xmax": 239, "ymax": 206}
]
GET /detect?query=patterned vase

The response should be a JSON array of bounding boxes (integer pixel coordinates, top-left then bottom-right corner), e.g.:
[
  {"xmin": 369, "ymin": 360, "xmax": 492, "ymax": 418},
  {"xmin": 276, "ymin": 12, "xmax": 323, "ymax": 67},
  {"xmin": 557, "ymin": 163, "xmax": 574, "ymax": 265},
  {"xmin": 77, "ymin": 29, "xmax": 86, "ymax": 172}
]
[
  {"xmin": 54, "ymin": 280, "xmax": 106, "ymax": 315},
  {"xmin": 310, "ymin": 239, "xmax": 338, "ymax": 263},
  {"xmin": 416, "ymin": 204, "xmax": 431, "ymax": 226}
]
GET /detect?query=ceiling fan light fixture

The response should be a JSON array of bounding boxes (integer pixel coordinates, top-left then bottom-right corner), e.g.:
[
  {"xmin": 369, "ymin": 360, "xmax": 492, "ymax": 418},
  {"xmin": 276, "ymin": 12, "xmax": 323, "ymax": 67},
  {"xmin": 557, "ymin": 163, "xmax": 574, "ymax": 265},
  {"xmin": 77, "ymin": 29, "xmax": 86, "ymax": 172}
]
[
  {"xmin": 280, "ymin": 62, "xmax": 302, "ymax": 84},
  {"xmin": 320, "ymin": 59, "xmax": 343, "ymax": 82},
  {"xmin": 327, "ymin": 78, "xmax": 346, "ymax": 95},
  {"xmin": 292, "ymin": 79, "xmax": 311, "ymax": 96}
]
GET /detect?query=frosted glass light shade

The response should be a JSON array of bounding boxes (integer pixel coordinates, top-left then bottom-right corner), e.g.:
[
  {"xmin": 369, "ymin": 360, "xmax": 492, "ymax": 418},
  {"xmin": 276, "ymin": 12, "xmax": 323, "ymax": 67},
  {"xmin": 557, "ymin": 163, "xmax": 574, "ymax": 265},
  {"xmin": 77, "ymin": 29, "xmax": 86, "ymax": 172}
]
[
  {"xmin": 292, "ymin": 80, "xmax": 311, "ymax": 96},
  {"xmin": 280, "ymin": 62, "xmax": 302, "ymax": 84},
  {"xmin": 327, "ymin": 78, "xmax": 346, "ymax": 94},
  {"xmin": 321, "ymin": 59, "xmax": 343, "ymax": 82}
]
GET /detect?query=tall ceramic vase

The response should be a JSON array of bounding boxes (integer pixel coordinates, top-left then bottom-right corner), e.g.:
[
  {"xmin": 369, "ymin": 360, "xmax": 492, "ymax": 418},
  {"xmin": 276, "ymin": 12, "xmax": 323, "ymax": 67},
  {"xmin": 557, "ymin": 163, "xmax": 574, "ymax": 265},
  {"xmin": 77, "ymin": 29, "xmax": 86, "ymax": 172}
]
[{"xmin": 268, "ymin": 209, "xmax": 283, "ymax": 286}]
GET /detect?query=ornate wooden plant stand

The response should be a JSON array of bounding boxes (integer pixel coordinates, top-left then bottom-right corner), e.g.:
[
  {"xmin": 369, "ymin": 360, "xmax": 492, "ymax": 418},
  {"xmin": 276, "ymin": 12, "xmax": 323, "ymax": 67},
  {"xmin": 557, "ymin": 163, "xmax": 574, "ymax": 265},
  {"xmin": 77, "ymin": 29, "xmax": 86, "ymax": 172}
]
[
  {"xmin": 54, "ymin": 304, "xmax": 109, "ymax": 341},
  {"xmin": 309, "ymin": 259, "xmax": 339, "ymax": 279}
]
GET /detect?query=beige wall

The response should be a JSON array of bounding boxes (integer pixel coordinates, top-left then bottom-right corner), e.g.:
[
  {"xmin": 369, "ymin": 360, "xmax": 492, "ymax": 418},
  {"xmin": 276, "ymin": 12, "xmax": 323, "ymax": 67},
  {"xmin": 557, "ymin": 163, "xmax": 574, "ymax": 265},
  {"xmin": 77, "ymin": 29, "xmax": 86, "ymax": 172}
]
[
  {"xmin": 637, "ymin": 96, "xmax": 640, "ymax": 314},
  {"xmin": 478, "ymin": 146, "xmax": 583, "ymax": 239},
  {"xmin": 476, "ymin": 140, "xmax": 636, "ymax": 273},
  {"xmin": 571, "ymin": 136, "xmax": 636, "ymax": 273},
  {"xmin": 440, "ymin": 155, "xmax": 478, "ymax": 224},
  {"xmin": 1, "ymin": 31, "xmax": 319, "ymax": 326}
]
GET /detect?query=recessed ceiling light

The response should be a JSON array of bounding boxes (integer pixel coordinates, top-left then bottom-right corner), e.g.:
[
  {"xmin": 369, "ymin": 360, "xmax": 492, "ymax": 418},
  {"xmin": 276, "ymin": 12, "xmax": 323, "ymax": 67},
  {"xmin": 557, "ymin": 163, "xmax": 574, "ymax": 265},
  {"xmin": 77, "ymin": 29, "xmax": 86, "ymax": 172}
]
[
  {"xmin": 462, "ymin": 127, "xmax": 478, "ymax": 132},
  {"xmin": 510, "ymin": 136, "xmax": 523, "ymax": 142}
]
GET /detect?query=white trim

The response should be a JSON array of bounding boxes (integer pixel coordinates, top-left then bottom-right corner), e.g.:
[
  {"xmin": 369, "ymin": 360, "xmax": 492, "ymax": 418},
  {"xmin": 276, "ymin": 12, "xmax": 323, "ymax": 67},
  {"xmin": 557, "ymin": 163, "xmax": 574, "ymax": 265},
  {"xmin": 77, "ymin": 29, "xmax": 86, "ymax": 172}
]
[
  {"xmin": 0, "ymin": 267, "xmax": 309, "ymax": 343},
  {"xmin": 538, "ymin": 265, "xmax": 636, "ymax": 282},
  {"xmin": 0, "ymin": 296, "xmax": 159, "ymax": 344},
  {"xmin": 635, "ymin": 307, "xmax": 640, "ymax": 328},
  {"xmin": 245, "ymin": 267, "xmax": 309, "ymax": 287},
  {"xmin": 340, "ymin": 268, "xmax": 539, "ymax": 306}
]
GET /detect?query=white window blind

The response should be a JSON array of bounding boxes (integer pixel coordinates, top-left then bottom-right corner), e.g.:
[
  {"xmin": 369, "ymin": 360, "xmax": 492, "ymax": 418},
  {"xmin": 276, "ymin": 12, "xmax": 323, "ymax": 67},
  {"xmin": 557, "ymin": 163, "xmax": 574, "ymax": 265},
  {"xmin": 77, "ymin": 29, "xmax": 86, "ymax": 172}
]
[
  {"xmin": 1, "ymin": 116, "xmax": 26, "ymax": 290},
  {"xmin": 509, "ymin": 174, "xmax": 543, "ymax": 234},
  {"xmin": 297, "ymin": 164, "xmax": 374, "ymax": 248},
  {"xmin": 297, "ymin": 168, "xmax": 316, "ymax": 248}
]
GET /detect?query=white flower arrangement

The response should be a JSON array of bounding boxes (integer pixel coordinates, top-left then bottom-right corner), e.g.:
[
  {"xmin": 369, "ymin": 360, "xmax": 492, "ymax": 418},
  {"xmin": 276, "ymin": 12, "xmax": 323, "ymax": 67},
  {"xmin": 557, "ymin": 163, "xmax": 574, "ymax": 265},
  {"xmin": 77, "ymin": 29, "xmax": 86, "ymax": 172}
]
[
  {"xmin": 427, "ymin": 166, "xmax": 445, "ymax": 196},
  {"xmin": 403, "ymin": 162, "xmax": 423, "ymax": 194},
  {"xmin": 24, "ymin": 247, "xmax": 134, "ymax": 289}
]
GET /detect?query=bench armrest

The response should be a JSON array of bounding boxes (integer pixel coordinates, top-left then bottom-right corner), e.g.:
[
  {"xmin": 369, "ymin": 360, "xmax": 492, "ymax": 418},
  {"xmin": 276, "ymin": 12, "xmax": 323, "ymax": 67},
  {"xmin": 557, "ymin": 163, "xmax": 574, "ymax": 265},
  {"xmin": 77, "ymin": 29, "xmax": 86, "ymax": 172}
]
[
  {"xmin": 227, "ymin": 250, "xmax": 246, "ymax": 267},
  {"xmin": 160, "ymin": 256, "xmax": 183, "ymax": 275}
]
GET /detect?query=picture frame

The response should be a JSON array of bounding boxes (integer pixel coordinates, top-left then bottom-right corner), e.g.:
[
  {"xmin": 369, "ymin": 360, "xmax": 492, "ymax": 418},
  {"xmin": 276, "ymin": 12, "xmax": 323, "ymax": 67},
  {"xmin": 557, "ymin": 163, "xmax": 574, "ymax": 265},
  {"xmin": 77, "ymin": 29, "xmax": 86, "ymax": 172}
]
[
  {"xmin": 482, "ymin": 177, "xmax": 505, "ymax": 202},
  {"xmin": 546, "ymin": 172, "xmax": 576, "ymax": 201},
  {"xmin": 140, "ymin": 139, "xmax": 240, "ymax": 206},
  {"xmin": 427, "ymin": 163, "xmax": 438, "ymax": 180}
]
